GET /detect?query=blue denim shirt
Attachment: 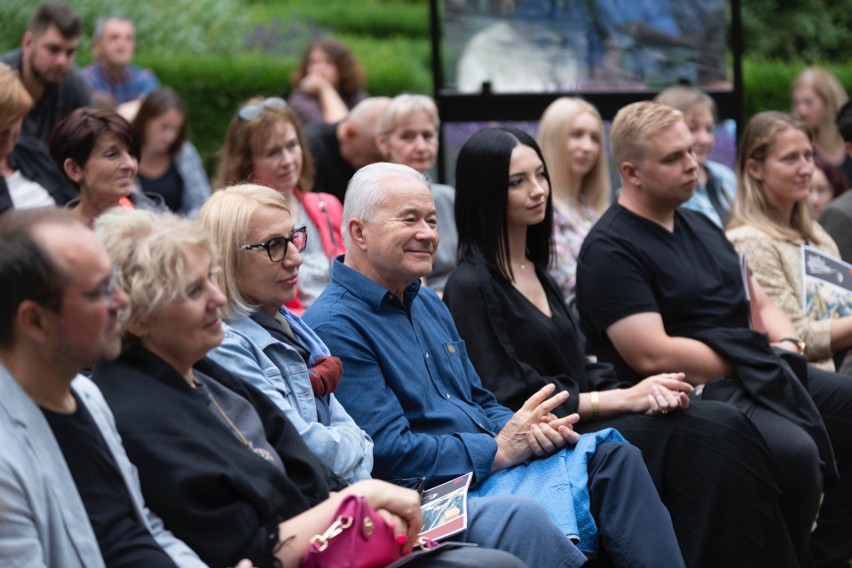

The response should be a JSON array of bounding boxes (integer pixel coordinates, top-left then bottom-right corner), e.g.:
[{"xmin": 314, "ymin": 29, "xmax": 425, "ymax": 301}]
[
  {"xmin": 209, "ymin": 308, "xmax": 373, "ymax": 483},
  {"xmin": 304, "ymin": 258, "xmax": 515, "ymax": 485}
]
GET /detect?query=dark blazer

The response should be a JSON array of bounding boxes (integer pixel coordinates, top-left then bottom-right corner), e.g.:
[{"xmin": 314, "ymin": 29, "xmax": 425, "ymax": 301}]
[
  {"xmin": 91, "ymin": 345, "xmax": 346, "ymax": 568},
  {"xmin": 0, "ymin": 136, "xmax": 77, "ymax": 213}
]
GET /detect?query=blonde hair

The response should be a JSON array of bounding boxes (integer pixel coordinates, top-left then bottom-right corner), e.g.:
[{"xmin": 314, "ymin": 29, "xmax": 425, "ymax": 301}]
[
  {"xmin": 792, "ymin": 66, "xmax": 848, "ymax": 154},
  {"xmin": 610, "ymin": 101, "xmax": 683, "ymax": 166},
  {"xmin": 654, "ymin": 86, "xmax": 718, "ymax": 122},
  {"xmin": 729, "ymin": 111, "xmax": 822, "ymax": 244},
  {"xmin": 215, "ymin": 97, "xmax": 315, "ymax": 191},
  {"xmin": 377, "ymin": 94, "xmax": 440, "ymax": 135},
  {"xmin": 94, "ymin": 208, "xmax": 219, "ymax": 338},
  {"xmin": 0, "ymin": 63, "xmax": 33, "ymax": 131},
  {"xmin": 538, "ymin": 97, "xmax": 611, "ymax": 214},
  {"xmin": 196, "ymin": 183, "xmax": 291, "ymax": 320}
]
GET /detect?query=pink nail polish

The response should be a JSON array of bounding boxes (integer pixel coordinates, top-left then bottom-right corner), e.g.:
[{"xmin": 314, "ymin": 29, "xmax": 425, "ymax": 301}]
[{"xmin": 396, "ymin": 534, "xmax": 407, "ymax": 545}]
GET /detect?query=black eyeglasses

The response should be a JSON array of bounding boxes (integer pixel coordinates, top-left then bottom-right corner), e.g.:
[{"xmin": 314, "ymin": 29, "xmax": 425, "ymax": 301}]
[
  {"xmin": 238, "ymin": 97, "xmax": 288, "ymax": 121},
  {"xmin": 240, "ymin": 226, "xmax": 307, "ymax": 262},
  {"xmin": 80, "ymin": 265, "xmax": 120, "ymax": 309}
]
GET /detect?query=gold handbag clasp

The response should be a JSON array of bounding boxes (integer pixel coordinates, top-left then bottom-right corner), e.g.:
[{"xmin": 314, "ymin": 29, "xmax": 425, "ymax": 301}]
[{"xmin": 309, "ymin": 515, "xmax": 354, "ymax": 552}]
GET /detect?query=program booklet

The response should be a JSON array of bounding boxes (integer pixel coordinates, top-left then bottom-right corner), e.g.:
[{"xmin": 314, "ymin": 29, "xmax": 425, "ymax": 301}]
[
  {"xmin": 418, "ymin": 472, "xmax": 473, "ymax": 542},
  {"xmin": 802, "ymin": 245, "xmax": 852, "ymax": 320}
]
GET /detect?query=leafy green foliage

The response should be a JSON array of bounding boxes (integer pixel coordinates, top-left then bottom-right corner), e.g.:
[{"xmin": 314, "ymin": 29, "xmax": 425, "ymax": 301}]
[
  {"xmin": 741, "ymin": 0, "xmax": 852, "ymax": 61},
  {"xmin": 0, "ymin": 0, "xmax": 249, "ymax": 56}
]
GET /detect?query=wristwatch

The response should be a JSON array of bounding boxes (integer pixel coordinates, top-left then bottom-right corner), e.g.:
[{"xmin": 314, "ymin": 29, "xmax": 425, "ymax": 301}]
[{"xmin": 779, "ymin": 337, "xmax": 806, "ymax": 355}]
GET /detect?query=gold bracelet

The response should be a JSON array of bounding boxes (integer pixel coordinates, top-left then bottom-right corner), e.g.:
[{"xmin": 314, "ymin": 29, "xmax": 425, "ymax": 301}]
[{"xmin": 590, "ymin": 391, "xmax": 600, "ymax": 420}]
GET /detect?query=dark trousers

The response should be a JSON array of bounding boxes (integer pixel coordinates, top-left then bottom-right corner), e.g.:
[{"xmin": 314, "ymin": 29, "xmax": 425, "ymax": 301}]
[
  {"xmin": 704, "ymin": 367, "xmax": 852, "ymax": 568},
  {"xmin": 587, "ymin": 442, "xmax": 686, "ymax": 568},
  {"xmin": 808, "ymin": 367, "xmax": 852, "ymax": 568},
  {"xmin": 578, "ymin": 400, "xmax": 797, "ymax": 568}
]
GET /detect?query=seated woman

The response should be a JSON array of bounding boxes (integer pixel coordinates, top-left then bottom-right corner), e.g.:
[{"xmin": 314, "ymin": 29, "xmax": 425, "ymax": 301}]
[
  {"xmin": 377, "ymin": 94, "xmax": 456, "ymax": 292},
  {"xmin": 0, "ymin": 62, "xmax": 75, "ymax": 213},
  {"xmin": 654, "ymin": 86, "xmax": 737, "ymax": 227},
  {"xmin": 538, "ymin": 97, "xmax": 611, "ymax": 298},
  {"xmin": 808, "ymin": 154, "xmax": 848, "ymax": 219},
  {"xmin": 198, "ymin": 184, "xmax": 371, "ymax": 483},
  {"xmin": 49, "ymin": 108, "xmax": 165, "ymax": 226},
  {"xmin": 443, "ymin": 126, "xmax": 798, "ymax": 567},
  {"xmin": 132, "ymin": 86, "xmax": 211, "ymax": 217},
  {"xmin": 792, "ymin": 66, "xmax": 852, "ymax": 184},
  {"xmin": 88, "ymin": 207, "xmax": 591, "ymax": 568},
  {"xmin": 288, "ymin": 37, "xmax": 367, "ymax": 127},
  {"xmin": 217, "ymin": 97, "xmax": 344, "ymax": 313},
  {"xmin": 727, "ymin": 111, "xmax": 852, "ymax": 372}
]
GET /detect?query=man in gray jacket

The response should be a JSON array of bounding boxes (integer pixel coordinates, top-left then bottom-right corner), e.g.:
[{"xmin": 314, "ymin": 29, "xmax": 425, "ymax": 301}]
[{"xmin": 0, "ymin": 207, "xmax": 210, "ymax": 567}]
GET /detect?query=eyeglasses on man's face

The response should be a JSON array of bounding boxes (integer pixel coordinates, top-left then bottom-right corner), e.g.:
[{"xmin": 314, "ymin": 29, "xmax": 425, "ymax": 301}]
[
  {"xmin": 237, "ymin": 97, "xmax": 288, "ymax": 121},
  {"xmin": 80, "ymin": 265, "xmax": 121, "ymax": 310},
  {"xmin": 240, "ymin": 226, "xmax": 307, "ymax": 262}
]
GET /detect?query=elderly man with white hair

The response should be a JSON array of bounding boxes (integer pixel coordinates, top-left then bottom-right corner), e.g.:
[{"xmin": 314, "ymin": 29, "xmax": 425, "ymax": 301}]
[{"xmin": 304, "ymin": 161, "xmax": 685, "ymax": 566}]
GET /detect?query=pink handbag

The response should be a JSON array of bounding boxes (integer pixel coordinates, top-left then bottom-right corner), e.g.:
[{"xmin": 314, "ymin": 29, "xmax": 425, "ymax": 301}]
[{"xmin": 301, "ymin": 494, "xmax": 405, "ymax": 568}]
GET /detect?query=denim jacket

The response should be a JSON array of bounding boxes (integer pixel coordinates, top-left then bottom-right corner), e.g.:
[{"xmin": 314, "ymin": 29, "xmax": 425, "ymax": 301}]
[{"xmin": 209, "ymin": 308, "xmax": 373, "ymax": 483}]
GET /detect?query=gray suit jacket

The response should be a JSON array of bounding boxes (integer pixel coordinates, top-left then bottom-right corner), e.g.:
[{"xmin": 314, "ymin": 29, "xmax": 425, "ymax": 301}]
[{"xmin": 0, "ymin": 366, "xmax": 206, "ymax": 567}]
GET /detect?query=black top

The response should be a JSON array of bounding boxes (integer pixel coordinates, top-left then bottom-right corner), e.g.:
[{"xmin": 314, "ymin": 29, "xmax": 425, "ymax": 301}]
[
  {"xmin": 0, "ymin": 136, "xmax": 77, "ymax": 213},
  {"xmin": 306, "ymin": 121, "xmax": 353, "ymax": 203},
  {"xmin": 576, "ymin": 203, "xmax": 749, "ymax": 382},
  {"xmin": 41, "ymin": 392, "xmax": 176, "ymax": 568},
  {"xmin": 443, "ymin": 254, "xmax": 625, "ymax": 417},
  {"xmin": 138, "ymin": 161, "xmax": 184, "ymax": 212},
  {"xmin": 91, "ymin": 345, "xmax": 346, "ymax": 568}
]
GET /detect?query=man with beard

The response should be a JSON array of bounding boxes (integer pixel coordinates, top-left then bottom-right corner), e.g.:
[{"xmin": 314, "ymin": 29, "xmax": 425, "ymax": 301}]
[{"xmin": 1, "ymin": 2, "xmax": 91, "ymax": 142}]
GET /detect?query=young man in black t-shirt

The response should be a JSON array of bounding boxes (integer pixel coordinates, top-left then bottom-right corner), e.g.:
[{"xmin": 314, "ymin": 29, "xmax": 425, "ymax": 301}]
[{"xmin": 576, "ymin": 100, "xmax": 852, "ymax": 567}]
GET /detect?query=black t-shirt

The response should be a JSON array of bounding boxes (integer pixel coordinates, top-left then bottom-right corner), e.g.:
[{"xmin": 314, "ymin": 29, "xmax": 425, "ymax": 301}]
[
  {"xmin": 576, "ymin": 203, "xmax": 750, "ymax": 382},
  {"xmin": 138, "ymin": 161, "xmax": 184, "ymax": 213},
  {"xmin": 41, "ymin": 393, "xmax": 177, "ymax": 568},
  {"xmin": 306, "ymin": 121, "xmax": 354, "ymax": 203}
]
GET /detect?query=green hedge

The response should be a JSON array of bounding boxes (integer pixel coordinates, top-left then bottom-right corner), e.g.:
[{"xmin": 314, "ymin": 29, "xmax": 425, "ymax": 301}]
[
  {"xmin": 137, "ymin": 36, "xmax": 431, "ymax": 178},
  {"xmin": 742, "ymin": 60, "xmax": 852, "ymax": 121}
]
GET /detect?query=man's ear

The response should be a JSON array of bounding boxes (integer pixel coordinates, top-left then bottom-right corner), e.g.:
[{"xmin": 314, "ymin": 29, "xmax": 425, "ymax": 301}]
[
  {"xmin": 746, "ymin": 158, "xmax": 763, "ymax": 182},
  {"xmin": 620, "ymin": 161, "xmax": 639, "ymax": 188},
  {"xmin": 21, "ymin": 31, "xmax": 33, "ymax": 52},
  {"xmin": 16, "ymin": 300, "xmax": 53, "ymax": 344},
  {"xmin": 376, "ymin": 133, "xmax": 390, "ymax": 160},
  {"xmin": 341, "ymin": 122, "xmax": 358, "ymax": 141},
  {"xmin": 63, "ymin": 158, "xmax": 83, "ymax": 183},
  {"xmin": 347, "ymin": 217, "xmax": 368, "ymax": 251}
]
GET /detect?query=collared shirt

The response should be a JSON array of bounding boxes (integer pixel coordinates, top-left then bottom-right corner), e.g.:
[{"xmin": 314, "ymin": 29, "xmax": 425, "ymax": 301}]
[
  {"xmin": 304, "ymin": 257, "xmax": 515, "ymax": 485},
  {"xmin": 82, "ymin": 60, "xmax": 159, "ymax": 106}
]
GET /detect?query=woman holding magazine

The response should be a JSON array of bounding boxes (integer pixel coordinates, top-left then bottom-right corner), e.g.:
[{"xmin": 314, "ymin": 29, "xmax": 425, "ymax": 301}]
[{"xmin": 727, "ymin": 111, "xmax": 850, "ymax": 371}]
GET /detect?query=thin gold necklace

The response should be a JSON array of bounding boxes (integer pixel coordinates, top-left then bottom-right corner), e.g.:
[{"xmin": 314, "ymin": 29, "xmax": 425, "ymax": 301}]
[{"xmin": 201, "ymin": 384, "xmax": 276, "ymax": 464}]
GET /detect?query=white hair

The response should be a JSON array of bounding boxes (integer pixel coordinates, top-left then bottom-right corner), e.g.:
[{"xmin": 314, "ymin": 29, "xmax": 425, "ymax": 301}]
[{"xmin": 342, "ymin": 162, "xmax": 426, "ymax": 247}]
